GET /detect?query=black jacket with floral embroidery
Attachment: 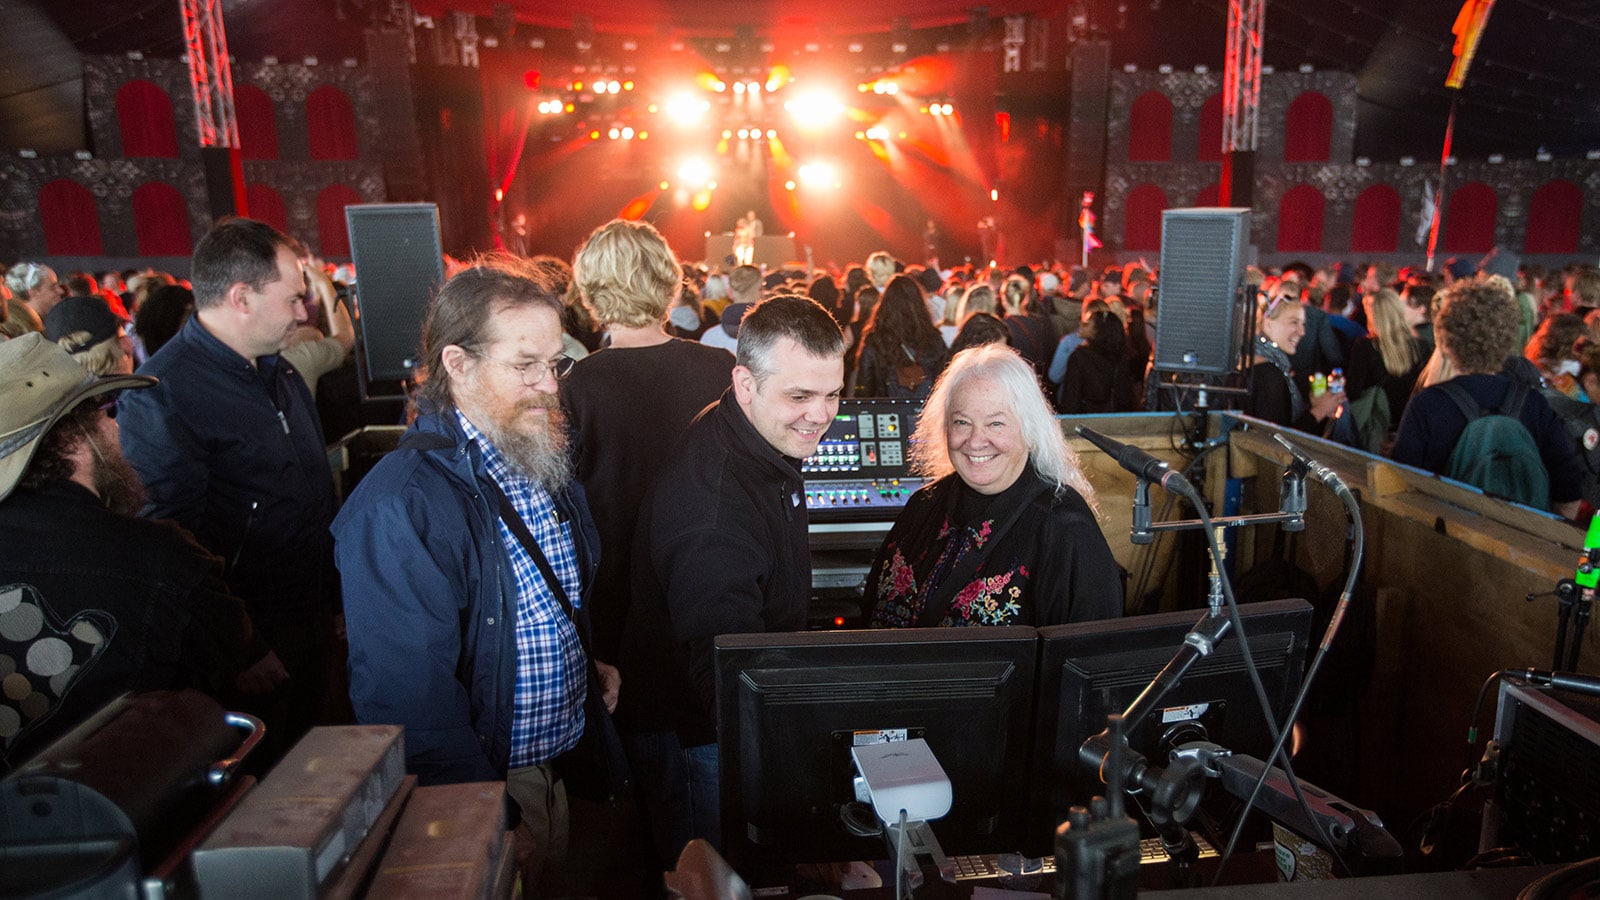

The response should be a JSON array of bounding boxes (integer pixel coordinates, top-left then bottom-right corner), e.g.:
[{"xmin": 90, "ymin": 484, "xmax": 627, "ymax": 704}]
[{"xmin": 864, "ymin": 465, "xmax": 1123, "ymax": 628}]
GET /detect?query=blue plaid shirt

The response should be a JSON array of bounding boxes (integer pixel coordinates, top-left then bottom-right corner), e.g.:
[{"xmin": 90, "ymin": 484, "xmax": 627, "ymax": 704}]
[{"xmin": 459, "ymin": 412, "xmax": 586, "ymax": 768}]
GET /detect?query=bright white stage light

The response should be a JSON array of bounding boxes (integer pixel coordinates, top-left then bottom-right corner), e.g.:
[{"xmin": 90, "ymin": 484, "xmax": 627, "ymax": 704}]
[
  {"xmin": 677, "ymin": 158, "xmax": 713, "ymax": 188},
  {"xmin": 664, "ymin": 93, "xmax": 710, "ymax": 125},
  {"xmin": 798, "ymin": 161, "xmax": 838, "ymax": 189},
  {"xmin": 784, "ymin": 90, "xmax": 844, "ymax": 126}
]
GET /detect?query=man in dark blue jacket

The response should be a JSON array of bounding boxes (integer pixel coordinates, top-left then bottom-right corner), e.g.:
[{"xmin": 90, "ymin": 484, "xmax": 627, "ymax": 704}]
[
  {"xmin": 333, "ymin": 257, "xmax": 612, "ymax": 897},
  {"xmin": 117, "ymin": 218, "xmax": 336, "ymax": 769}
]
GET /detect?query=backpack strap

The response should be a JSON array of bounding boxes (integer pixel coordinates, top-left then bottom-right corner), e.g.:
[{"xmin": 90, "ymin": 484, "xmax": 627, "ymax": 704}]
[
  {"xmin": 1495, "ymin": 380, "xmax": 1530, "ymax": 420},
  {"xmin": 1437, "ymin": 380, "xmax": 1485, "ymax": 423}
]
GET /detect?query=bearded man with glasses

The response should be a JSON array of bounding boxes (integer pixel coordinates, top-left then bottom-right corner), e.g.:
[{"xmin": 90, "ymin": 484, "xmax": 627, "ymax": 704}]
[{"xmin": 333, "ymin": 255, "xmax": 612, "ymax": 897}]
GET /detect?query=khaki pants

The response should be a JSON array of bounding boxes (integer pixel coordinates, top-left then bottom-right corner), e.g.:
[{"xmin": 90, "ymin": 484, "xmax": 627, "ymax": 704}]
[{"xmin": 506, "ymin": 763, "xmax": 569, "ymax": 898}]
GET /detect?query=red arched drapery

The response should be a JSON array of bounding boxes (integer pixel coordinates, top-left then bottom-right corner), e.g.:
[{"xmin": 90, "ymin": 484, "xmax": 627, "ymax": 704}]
[
  {"xmin": 116, "ymin": 80, "xmax": 179, "ymax": 158},
  {"xmin": 1194, "ymin": 183, "xmax": 1221, "ymax": 208},
  {"xmin": 317, "ymin": 184, "xmax": 362, "ymax": 257},
  {"xmin": 1351, "ymin": 184, "xmax": 1402, "ymax": 253},
  {"xmin": 1284, "ymin": 91, "xmax": 1332, "ymax": 163},
  {"xmin": 236, "ymin": 84, "xmax": 280, "ymax": 160},
  {"xmin": 246, "ymin": 183, "xmax": 289, "ymax": 233},
  {"xmin": 1124, "ymin": 184, "xmax": 1168, "ymax": 251},
  {"xmin": 1197, "ymin": 93, "xmax": 1223, "ymax": 162},
  {"xmin": 1276, "ymin": 184, "xmax": 1326, "ymax": 252},
  {"xmin": 306, "ymin": 85, "xmax": 359, "ymax": 161},
  {"xmin": 1524, "ymin": 180, "xmax": 1582, "ymax": 254},
  {"xmin": 39, "ymin": 180, "xmax": 103, "ymax": 255},
  {"xmin": 132, "ymin": 182, "xmax": 193, "ymax": 256},
  {"xmin": 1443, "ymin": 182, "xmax": 1498, "ymax": 254},
  {"xmin": 1128, "ymin": 91, "xmax": 1173, "ymax": 162}
]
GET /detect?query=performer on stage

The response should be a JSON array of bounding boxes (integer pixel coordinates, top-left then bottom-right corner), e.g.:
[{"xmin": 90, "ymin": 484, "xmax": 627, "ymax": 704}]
[{"xmin": 732, "ymin": 210, "xmax": 763, "ymax": 267}]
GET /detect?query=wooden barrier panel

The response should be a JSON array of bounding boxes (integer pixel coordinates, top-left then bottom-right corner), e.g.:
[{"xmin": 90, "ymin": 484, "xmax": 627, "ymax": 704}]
[{"xmin": 1066, "ymin": 411, "xmax": 1595, "ymax": 846}]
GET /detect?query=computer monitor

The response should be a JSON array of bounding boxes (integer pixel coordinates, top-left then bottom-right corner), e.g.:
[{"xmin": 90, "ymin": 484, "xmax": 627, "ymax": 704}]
[
  {"xmin": 715, "ymin": 626, "xmax": 1037, "ymax": 880},
  {"xmin": 1025, "ymin": 598, "xmax": 1314, "ymax": 857}
]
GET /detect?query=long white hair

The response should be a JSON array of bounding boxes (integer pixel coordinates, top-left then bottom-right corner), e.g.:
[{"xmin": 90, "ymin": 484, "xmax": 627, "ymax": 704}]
[{"xmin": 909, "ymin": 342, "xmax": 1098, "ymax": 515}]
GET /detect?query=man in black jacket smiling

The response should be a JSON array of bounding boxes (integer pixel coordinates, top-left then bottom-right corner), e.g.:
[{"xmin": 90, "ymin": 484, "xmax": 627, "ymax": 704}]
[{"xmin": 632, "ymin": 294, "xmax": 844, "ymax": 855}]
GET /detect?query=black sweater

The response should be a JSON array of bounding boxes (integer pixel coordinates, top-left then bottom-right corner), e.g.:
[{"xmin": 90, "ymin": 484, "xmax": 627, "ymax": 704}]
[
  {"xmin": 562, "ymin": 338, "xmax": 735, "ymax": 664},
  {"xmin": 629, "ymin": 391, "xmax": 814, "ymax": 746}
]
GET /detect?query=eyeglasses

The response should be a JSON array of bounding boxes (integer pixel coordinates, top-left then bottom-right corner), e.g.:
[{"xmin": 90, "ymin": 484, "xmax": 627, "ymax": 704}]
[{"xmin": 474, "ymin": 353, "xmax": 575, "ymax": 385}]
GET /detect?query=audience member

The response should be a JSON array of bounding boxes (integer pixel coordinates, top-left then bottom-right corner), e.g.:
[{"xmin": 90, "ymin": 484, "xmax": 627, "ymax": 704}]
[
  {"xmin": 0, "ymin": 334, "xmax": 254, "ymax": 771},
  {"xmin": 1392, "ymin": 275, "xmax": 1581, "ymax": 519},
  {"xmin": 852, "ymin": 274, "xmax": 949, "ymax": 399},
  {"xmin": 1058, "ymin": 309, "xmax": 1136, "ymax": 414},
  {"xmin": 334, "ymin": 256, "xmax": 611, "ymax": 896},
  {"xmin": 118, "ymin": 217, "xmax": 339, "ymax": 770},
  {"xmin": 44, "ymin": 295, "xmax": 134, "ymax": 376},
  {"xmin": 562, "ymin": 220, "xmax": 735, "ymax": 871}
]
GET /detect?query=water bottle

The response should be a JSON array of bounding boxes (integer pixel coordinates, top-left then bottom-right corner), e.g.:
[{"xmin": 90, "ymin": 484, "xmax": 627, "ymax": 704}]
[
  {"xmin": 1328, "ymin": 368, "xmax": 1345, "ymax": 395},
  {"xmin": 1311, "ymin": 372, "xmax": 1327, "ymax": 397}
]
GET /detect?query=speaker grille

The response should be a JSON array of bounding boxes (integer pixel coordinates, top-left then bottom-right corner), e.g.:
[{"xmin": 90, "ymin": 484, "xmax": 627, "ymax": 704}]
[
  {"xmin": 345, "ymin": 203, "xmax": 445, "ymax": 382},
  {"xmin": 1153, "ymin": 208, "xmax": 1251, "ymax": 375}
]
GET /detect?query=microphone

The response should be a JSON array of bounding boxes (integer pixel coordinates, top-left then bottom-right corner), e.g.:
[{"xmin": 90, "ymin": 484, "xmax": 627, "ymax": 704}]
[
  {"xmin": 1075, "ymin": 426, "xmax": 1195, "ymax": 496},
  {"xmin": 1272, "ymin": 433, "xmax": 1355, "ymax": 503},
  {"xmin": 1520, "ymin": 669, "xmax": 1600, "ymax": 698}
]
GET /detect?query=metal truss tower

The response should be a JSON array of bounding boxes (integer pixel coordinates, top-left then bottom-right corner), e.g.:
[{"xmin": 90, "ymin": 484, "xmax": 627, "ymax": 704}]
[
  {"xmin": 1220, "ymin": 0, "xmax": 1264, "ymax": 208},
  {"xmin": 181, "ymin": 0, "xmax": 247, "ymax": 219}
]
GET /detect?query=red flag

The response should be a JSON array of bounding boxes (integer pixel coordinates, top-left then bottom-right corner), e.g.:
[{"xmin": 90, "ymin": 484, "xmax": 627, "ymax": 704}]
[{"xmin": 1446, "ymin": 0, "xmax": 1495, "ymax": 89}]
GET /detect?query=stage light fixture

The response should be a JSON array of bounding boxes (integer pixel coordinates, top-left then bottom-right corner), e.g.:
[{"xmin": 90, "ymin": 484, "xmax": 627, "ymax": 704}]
[
  {"xmin": 765, "ymin": 129, "xmax": 776, "ymax": 139},
  {"xmin": 664, "ymin": 93, "xmax": 710, "ymax": 125},
  {"xmin": 609, "ymin": 80, "xmax": 623, "ymax": 93},
  {"xmin": 623, "ymin": 80, "xmax": 635, "ymax": 91},
  {"xmin": 865, "ymin": 125, "xmax": 889, "ymax": 141},
  {"xmin": 608, "ymin": 127, "xmax": 621, "ymax": 139},
  {"xmin": 798, "ymin": 161, "xmax": 838, "ymax": 189},
  {"xmin": 746, "ymin": 81, "xmax": 762, "ymax": 94},
  {"xmin": 785, "ymin": 180, "xmax": 796, "ymax": 191},
  {"xmin": 737, "ymin": 128, "xmax": 751, "ymax": 140},
  {"xmin": 621, "ymin": 126, "xmax": 635, "ymax": 140},
  {"xmin": 677, "ymin": 158, "xmax": 713, "ymax": 188},
  {"xmin": 784, "ymin": 91, "xmax": 844, "ymax": 126},
  {"xmin": 733, "ymin": 81, "xmax": 746, "ymax": 94}
]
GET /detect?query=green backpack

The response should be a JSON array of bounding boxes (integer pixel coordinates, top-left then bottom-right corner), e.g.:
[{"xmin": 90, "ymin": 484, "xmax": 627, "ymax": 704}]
[
  {"xmin": 1347, "ymin": 386, "xmax": 1392, "ymax": 455},
  {"xmin": 1437, "ymin": 379, "xmax": 1549, "ymax": 509}
]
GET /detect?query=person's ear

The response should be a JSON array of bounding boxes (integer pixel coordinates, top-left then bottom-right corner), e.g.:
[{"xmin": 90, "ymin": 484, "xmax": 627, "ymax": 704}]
[
  {"xmin": 224, "ymin": 280, "xmax": 252, "ymax": 314},
  {"xmin": 732, "ymin": 365, "xmax": 757, "ymax": 404},
  {"xmin": 441, "ymin": 344, "xmax": 473, "ymax": 381}
]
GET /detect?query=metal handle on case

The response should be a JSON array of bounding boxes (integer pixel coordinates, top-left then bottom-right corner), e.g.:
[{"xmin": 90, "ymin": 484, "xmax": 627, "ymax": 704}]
[{"xmin": 208, "ymin": 712, "xmax": 265, "ymax": 786}]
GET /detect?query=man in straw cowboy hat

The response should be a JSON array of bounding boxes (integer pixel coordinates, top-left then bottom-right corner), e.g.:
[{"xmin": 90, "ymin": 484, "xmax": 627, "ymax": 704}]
[{"xmin": 0, "ymin": 333, "xmax": 255, "ymax": 771}]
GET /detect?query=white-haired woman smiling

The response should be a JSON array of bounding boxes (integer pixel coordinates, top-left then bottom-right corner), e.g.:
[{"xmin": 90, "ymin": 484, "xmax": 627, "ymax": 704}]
[{"xmin": 865, "ymin": 343, "xmax": 1122, "ymax": 628}]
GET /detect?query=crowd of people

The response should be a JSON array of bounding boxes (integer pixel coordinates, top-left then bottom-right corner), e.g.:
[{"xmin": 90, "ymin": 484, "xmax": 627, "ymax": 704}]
[{"xmin": 1, "ymin": 217, "xmax": 1597, "ymax": 895}]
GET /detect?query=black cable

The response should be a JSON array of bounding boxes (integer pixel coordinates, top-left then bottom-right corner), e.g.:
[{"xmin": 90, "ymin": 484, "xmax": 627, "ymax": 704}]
[
  {"xmin": 1465, "ymin": 669, "xmax": 1510, "ymax": 772},
  {"xmin": 1206, "ymin": 475, "xmax": 1361, "ymax": 884}
]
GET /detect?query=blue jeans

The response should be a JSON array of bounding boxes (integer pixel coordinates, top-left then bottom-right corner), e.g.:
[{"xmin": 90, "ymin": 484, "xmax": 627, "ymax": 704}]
[
  {"xmin": 624, "ymin": 734, "xmax": 722, "ymax": 863},
  {"xmin": 684, "ymin": 741, "xmax": 721, "ymax": 852}
]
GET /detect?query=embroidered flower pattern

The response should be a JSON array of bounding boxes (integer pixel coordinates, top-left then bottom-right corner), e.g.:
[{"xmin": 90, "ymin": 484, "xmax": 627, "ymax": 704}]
[
  {"xmin": 942, "ymin": 564, "xmax": 1029, "ymax": 627},
  {"xmin": 872, "ymin": 544, "xmax": 923, "ymax": 628},
  {"xmin": 972, "ymin": 519, "xmax": 993, "ymax": 548}
]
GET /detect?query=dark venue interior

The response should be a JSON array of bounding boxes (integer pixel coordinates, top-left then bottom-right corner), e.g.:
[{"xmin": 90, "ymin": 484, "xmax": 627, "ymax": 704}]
[{"xmin": 2, "ymin": 0, "xmax": 1599, "ymax": 898}]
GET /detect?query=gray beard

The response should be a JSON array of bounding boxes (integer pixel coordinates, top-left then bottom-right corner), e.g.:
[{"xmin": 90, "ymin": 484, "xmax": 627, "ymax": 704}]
[{"xmin": 479, "ymin": 404, "xmax": 573, "ymax": 494}]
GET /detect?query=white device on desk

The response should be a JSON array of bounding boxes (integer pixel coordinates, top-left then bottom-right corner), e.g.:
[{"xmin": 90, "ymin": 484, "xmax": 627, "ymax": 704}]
[{"xmin": 850, "ymin": 738, "xmax": 955, "ymax": 900}]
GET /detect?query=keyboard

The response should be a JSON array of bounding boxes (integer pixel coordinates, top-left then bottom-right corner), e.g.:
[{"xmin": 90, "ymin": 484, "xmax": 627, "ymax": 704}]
[{"xmin": 949, "ymin": 834, "xmax": 1219, "ymax": 881}]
